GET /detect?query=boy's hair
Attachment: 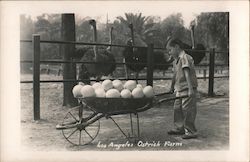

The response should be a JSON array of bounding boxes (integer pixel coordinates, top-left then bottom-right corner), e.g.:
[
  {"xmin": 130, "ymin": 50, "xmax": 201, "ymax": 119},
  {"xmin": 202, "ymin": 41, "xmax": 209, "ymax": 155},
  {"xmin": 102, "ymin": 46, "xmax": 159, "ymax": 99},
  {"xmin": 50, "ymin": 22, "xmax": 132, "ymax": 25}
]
[{"xmin": 167, "ymin": 38, "xmax": 184, "ymax": 49}]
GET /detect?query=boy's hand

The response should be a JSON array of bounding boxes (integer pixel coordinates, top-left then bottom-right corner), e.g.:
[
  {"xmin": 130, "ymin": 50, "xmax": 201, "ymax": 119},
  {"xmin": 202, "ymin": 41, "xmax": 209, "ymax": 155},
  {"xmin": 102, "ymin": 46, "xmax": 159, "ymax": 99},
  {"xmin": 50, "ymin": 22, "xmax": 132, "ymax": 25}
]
[
  {"xmin": 170, "ymin": 88, "xmax": 175, "ymax": 94},
  {"xmin": 168, "ymin": 87, "xmax": 174, "ymax": 94}
]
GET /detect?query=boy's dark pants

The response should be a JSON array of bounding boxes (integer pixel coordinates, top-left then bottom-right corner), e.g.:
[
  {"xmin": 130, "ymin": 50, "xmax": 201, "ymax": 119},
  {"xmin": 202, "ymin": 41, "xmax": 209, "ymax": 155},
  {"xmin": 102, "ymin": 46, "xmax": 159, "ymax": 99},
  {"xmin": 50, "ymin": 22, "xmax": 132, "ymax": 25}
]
[{"xmin": 174, "ymin": 89, "xmax": 197, "ymax": 133}]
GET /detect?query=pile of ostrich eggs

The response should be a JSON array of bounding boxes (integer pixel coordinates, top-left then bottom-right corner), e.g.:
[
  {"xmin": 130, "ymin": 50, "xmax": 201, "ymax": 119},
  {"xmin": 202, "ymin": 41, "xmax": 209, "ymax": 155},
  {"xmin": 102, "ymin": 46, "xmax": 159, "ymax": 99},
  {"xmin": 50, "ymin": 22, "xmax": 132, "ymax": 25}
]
[
  {"xmin": 132, "ymin": 87, "xmax": 144, "ymax": 98},
  {"xmin": 102, "ymin": 79, "xmax": 113, "ymax": 91},
  {"xmin": 106, "ymin": 89, "xmax": 120, "ymax": 98},
  {"xmin": 95, "ymin": 88, "xmax": 106, "ymax": 98},
  {"xmin": 80, "ymin": 85, "xmax": 95, "ymax": 98},
  {"xmin": 92, "ymin": 82, "xmax": 102, "ymax": 90},
  {"xmin": 72, "ymin": 84, "xmax": 83, "ymax": 97},
  {"xmin": 143, "ymin": 86, "xmax": 154, "ymax": 98},
  {"xmin": 124, "ymin": 80, "xmax": 137, "ymax": 91},
  {"xmin": 121, "ymin": 89, "xmax": 132, "ymax": 98},
  {"xmin": 112, "ymin": 80, "xmax": 123, "ymax": 91}
]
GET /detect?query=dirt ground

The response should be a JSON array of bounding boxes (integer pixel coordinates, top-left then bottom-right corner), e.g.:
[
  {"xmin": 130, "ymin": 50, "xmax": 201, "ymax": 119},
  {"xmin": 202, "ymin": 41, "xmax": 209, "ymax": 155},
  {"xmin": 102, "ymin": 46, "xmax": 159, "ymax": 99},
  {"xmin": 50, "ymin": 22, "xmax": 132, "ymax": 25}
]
[{"xmin": 21, "ymin": 76, "xmax": 229, "ymax": 151}]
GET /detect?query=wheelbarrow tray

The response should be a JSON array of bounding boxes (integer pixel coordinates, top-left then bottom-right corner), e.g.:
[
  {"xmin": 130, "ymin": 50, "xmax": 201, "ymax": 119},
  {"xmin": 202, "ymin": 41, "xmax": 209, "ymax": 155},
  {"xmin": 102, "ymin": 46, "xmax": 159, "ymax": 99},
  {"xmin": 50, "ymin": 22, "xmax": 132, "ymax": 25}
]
[
  {"xmin": 57, "ymin": 93, "xmax": 188, "ymax": 146},
  {"xmin": 78, "ymin": 97, "xmax": 153, "ymax": 115}
]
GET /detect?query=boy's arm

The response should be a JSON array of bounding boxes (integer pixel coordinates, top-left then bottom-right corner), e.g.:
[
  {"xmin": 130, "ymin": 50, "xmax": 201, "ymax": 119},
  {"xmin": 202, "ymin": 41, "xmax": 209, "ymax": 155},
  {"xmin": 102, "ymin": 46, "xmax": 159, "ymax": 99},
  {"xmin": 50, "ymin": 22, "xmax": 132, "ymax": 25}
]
[
  {"xmin": 183, "ymin": 67, "xmax": 194, "ymax": 97},
  {"xmin": 170, "ymin": 72, "xmax": 176, "ymax": 93}
]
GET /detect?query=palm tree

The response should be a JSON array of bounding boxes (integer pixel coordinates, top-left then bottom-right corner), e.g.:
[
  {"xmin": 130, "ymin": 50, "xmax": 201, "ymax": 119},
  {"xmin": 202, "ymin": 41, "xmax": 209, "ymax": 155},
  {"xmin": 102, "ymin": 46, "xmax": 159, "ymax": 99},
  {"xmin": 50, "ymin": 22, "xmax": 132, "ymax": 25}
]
[{"xmin": 116, "ymin": 13, "xmax": 155, "ymax": 41}]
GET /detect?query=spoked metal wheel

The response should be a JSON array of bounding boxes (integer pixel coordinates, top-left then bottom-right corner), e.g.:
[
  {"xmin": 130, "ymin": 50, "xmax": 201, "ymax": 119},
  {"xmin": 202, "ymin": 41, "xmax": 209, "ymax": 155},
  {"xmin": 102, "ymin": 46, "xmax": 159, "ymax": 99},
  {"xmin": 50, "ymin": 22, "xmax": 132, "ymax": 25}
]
[{"xmin": 60, "ymin": 105, "xmax": 100, "ymax": 146}]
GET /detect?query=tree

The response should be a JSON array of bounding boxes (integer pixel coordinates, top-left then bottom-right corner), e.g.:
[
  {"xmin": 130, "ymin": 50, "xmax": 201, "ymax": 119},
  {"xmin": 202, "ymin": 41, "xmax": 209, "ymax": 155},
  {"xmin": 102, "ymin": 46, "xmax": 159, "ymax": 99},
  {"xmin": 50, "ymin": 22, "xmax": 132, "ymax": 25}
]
[
  {"xmin": 159, "ymin": 13, "xmax": 189, "ymax": 45},
  {"xmin": 137, "ymin": 13, "xmax": 191, "ymax": 48},
  {"xmin": 141, "ymin": 16, "xmax": 164, "ymax": 47},
  {"xmin": 194, "ymin": 12, "xmax": 229, "ymax": 62},
  {"xmin": 116, "ymin": 13, "xmax": 158, "ymax": 46},
  {"xmin": 76, "ymin": 18, "xmax": 93, "ymax": 42},
  {"xmin": 195, "ymin": 12, "xmax": 229, "ymax": 50},
  {"xmin": 35, "ymin": 14, "xmax": 61, "ymax": 40},
  {"xmin": 20, "ymin": 15, "xmax": 34, "ymax": 39},
  {"xmin": 34, "ymin": 14, "xmax": 61, "ymax": 60},
  {"xmin": 117, "ymin": 13, "xmax": 152, "ymax": 37},
  {"xmin": 111, "ymin": 19, "xmax": 130, "ymax": 44},
  {"xmin": 20, "ymin": 15, "xmax": 34, "ymax": 73}
]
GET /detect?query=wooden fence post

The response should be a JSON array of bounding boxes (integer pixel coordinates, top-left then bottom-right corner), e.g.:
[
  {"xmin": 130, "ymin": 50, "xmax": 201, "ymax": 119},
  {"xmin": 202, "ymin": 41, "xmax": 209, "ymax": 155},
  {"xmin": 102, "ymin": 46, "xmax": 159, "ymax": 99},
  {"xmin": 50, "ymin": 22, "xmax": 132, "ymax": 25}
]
[
  {"xmin": 203, "ymin": 69, "xmax": 207, "ymax": 81},
  {"xmin": 33, "ymin": 34, "xmax": 40, "ymax": 120},
  {"xmin": 147, "ymin": 44, "xmax": 154, "ymax": 86},
  {"xmin": 61, "ymin": 13, "xmax": 77, "ymax": 107},
  {"xmin": 208, "ymin": 48, "xmax": 215, "ymax": 97}
]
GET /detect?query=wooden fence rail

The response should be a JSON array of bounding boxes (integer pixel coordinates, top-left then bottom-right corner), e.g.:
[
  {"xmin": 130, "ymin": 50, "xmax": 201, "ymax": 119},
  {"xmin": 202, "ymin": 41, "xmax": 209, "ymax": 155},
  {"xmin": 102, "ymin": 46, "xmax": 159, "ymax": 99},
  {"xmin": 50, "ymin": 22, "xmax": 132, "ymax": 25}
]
[{"xmin": 20, "ymin": 76, "xmax": 229, "ymax": 84}]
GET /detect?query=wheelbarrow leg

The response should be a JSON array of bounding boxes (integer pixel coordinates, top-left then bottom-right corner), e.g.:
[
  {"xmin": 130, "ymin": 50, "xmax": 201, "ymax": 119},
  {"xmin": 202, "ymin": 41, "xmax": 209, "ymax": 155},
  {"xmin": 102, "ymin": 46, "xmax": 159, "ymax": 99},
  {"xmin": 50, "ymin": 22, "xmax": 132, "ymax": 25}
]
[
  {"xmin": 109, "ymin": 117, "xmax": 128, "ymax": 138},
  {"xmin": 79, "ymin": 104, "xmax": 83, "ymax": 122},
  {"xmin": 136, "ymin": 113, "xmax": 140, "ymax": 139},
  {"xmin": 129, "ymin": 113, "xmax": 140, "ymax": 143},
  {"xmin": 130, "ymin": 113, "xmax": 134, "ymax": 137}
]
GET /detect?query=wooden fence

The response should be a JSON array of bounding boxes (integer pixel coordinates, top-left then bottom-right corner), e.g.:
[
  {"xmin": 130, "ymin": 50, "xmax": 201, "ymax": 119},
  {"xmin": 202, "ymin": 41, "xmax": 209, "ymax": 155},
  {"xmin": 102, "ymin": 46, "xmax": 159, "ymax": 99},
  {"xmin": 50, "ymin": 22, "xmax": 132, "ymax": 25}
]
[{"xmin": 20, "ymin": 34, "xmax": 229, "ymax": 120}]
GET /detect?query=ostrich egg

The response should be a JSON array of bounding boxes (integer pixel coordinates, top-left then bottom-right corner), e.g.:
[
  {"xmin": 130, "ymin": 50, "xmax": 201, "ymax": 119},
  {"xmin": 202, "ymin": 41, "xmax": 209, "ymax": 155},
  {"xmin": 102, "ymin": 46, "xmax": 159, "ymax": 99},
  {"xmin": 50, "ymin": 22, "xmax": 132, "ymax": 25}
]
[
  {"xmin": 132, "ymin": 87, "xmax": 144, "ymax": 98},
  {"xmin": 112, "ymin": 80, "xmax": 123, "ymax": 91},
  {"xmin": 72, "ymin": 84, "xmax": 83, "ymax": 98},
  {"xmin": 143, "ymin": 86, "xmax": 154, "ymax": 98},
  {"xmin": 121, "ymin": 89, "xmax": 132, "ymax": 98},
  {"xmin": 124, "ymin": 80, "xmax": 137, "ymax": 91},
  {"xmin": 80, "ymin": 85, "xmax": 96, "ymax": 98},
  {"xmin": 106, "ymin": 89, "xmax": 120, "ymax": 98},
  {"xmin": 102, "ymin": 79, "xmax": 113, "ymax": 91},
  {"xmin": 95, "ymin": 88, "xmax": 106, "ymax": 98},
  {"xmin": 92, "ymin": 82, "xmax": 102, "ymax": 90},
  {"xmin": 112, "ymin": 79, "xmax": 120, "ymax": 84},
  {"xmin": 136, "ymin": 84, "xmax": 143, "ymax": 89}
]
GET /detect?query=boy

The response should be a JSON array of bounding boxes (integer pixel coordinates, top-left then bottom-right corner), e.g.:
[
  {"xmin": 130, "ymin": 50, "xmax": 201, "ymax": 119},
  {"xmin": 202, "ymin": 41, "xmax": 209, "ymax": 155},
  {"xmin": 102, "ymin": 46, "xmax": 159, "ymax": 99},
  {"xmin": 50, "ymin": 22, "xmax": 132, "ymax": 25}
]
[{"xmin": 166, "ymin": 38, "xmax": 198, "ymax": 139}]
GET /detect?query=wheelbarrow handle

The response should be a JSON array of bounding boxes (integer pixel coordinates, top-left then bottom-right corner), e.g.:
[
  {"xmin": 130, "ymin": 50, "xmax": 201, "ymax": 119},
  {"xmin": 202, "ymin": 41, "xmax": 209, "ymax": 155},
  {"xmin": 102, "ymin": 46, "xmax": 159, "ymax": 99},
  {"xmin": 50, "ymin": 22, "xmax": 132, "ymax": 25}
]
[
  {"xmin": 154, "ymin": 91, "xmax": 173, "ymax": 97},
  {"xmin": 156, "ymin": 95, "xmax": 189, "ymax": 104}
]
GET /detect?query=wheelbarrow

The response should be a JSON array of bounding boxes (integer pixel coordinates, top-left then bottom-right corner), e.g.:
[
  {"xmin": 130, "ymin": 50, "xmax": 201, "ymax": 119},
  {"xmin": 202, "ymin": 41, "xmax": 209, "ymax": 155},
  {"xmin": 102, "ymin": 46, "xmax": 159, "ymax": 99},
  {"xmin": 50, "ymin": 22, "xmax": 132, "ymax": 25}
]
[{"xmin": 56, "ymin": 92, "xmax": 188, "ymax": 146}]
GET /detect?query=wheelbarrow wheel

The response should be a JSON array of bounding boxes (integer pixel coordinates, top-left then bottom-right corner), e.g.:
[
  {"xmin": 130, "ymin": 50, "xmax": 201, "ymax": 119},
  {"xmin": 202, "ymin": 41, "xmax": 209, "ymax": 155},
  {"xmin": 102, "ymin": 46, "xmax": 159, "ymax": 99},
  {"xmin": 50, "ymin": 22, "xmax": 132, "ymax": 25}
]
[{"xmin": 61, "ymin": 106, "xmax": 100, "ymax": 146}]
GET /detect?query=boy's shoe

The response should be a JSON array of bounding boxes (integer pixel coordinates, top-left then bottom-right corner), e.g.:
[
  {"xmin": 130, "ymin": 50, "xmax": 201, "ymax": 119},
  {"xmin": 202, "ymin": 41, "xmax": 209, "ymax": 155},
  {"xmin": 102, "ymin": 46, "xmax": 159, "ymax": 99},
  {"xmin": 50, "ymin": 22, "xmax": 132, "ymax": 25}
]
[
  {"xmin": 182, "ymin": 130, "xmax": 198, "ymax": 139},
  {"xmin": 167, "ymin": 129, "xmax": 185, "ymax": 135}
]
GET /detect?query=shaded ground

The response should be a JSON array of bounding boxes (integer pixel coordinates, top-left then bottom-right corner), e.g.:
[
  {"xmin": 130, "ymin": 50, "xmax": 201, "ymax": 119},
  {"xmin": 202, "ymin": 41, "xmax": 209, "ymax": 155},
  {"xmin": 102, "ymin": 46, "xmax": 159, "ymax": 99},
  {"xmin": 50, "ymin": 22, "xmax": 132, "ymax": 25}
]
[{"xmin": 21, "ymin": 76, "xmax": 229, "ymax": 151}]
